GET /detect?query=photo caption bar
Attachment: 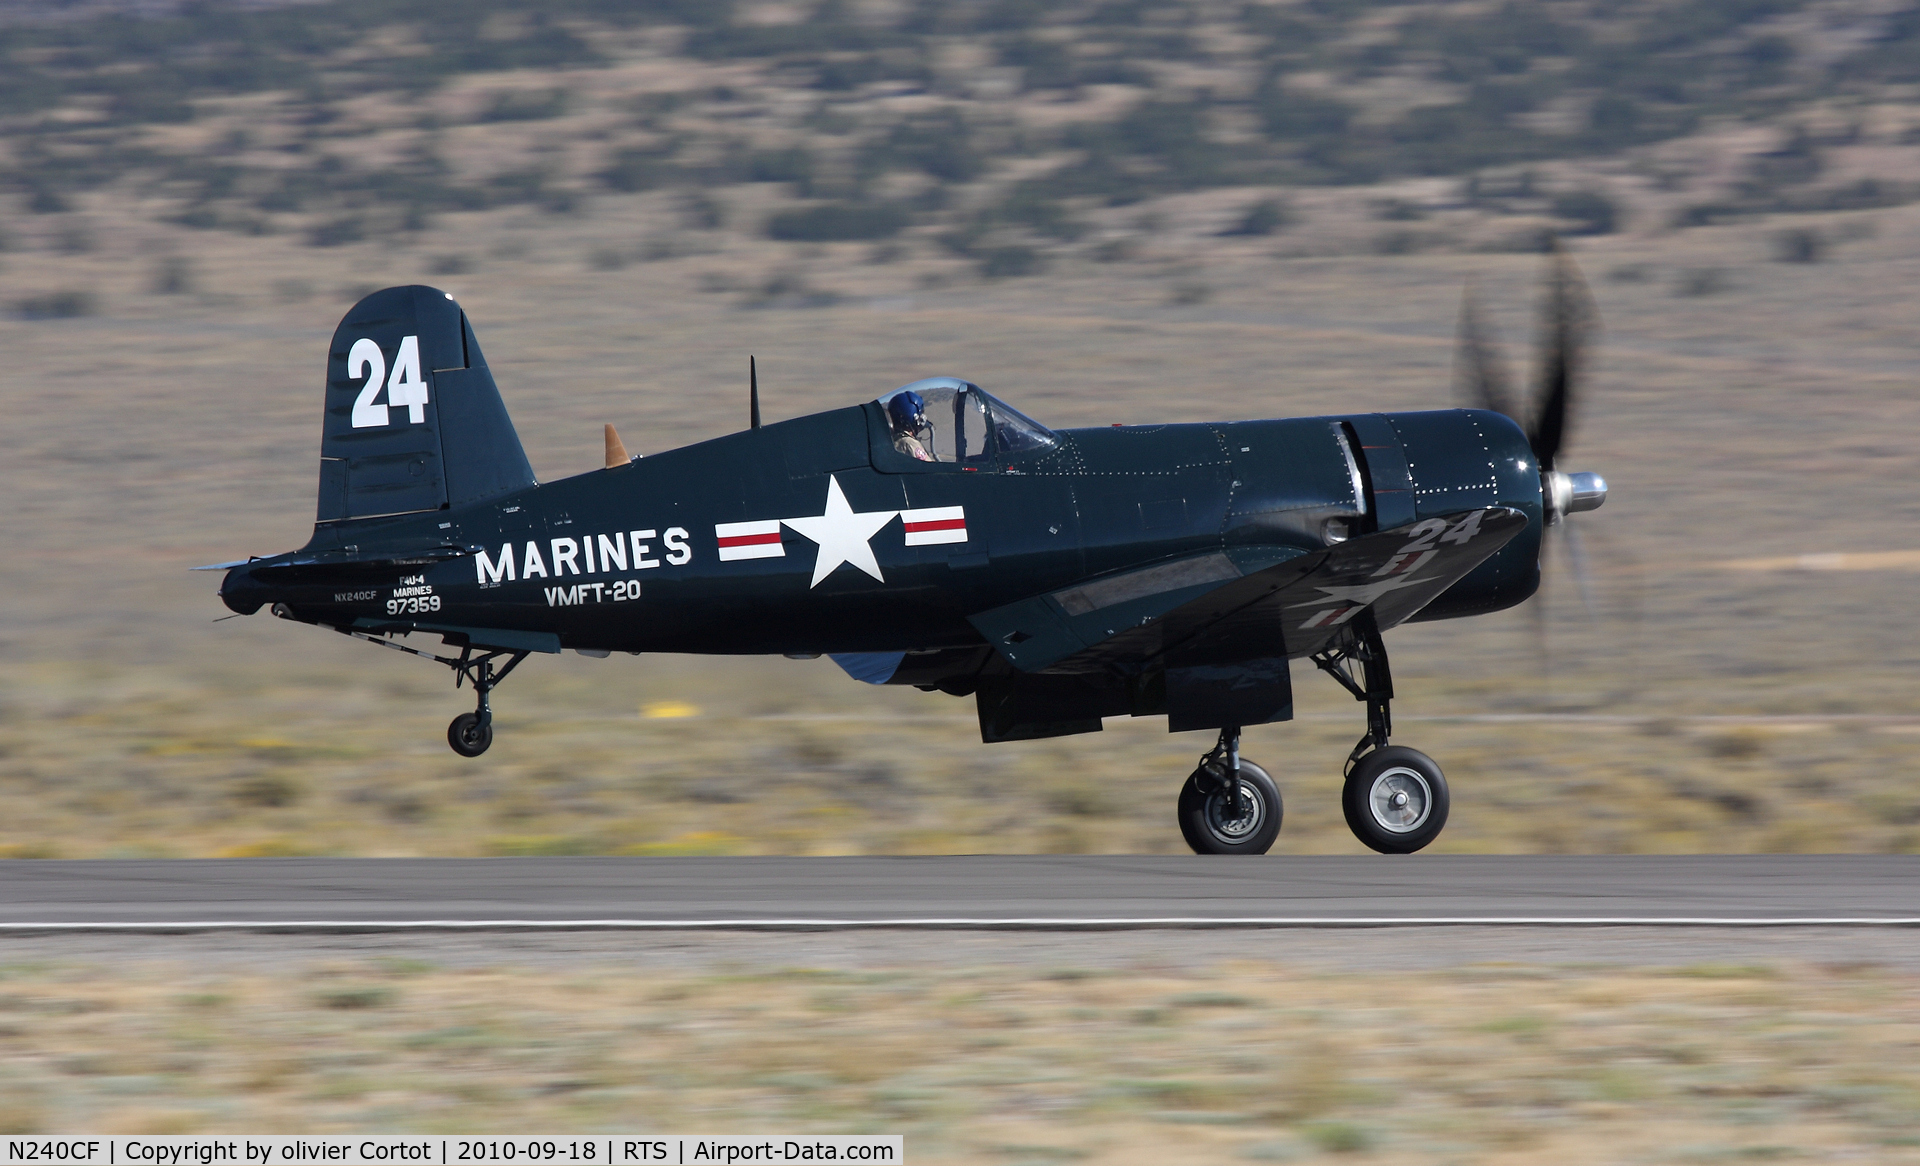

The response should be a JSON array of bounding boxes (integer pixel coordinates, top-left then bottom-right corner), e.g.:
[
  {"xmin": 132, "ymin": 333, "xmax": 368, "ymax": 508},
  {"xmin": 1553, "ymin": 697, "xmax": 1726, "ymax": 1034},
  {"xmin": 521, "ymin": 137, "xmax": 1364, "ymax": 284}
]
[{"xmin": 0, "ymin": 1138, "xmax": 902, "ymax": 1166}]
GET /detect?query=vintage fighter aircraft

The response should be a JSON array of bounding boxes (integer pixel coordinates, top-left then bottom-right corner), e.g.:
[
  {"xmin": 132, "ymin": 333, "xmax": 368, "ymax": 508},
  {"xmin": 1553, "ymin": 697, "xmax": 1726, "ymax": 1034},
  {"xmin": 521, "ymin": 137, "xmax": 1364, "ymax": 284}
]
[{"xmin": 207, "ymin": 256, "xmax": 1605, "ymax": 855}]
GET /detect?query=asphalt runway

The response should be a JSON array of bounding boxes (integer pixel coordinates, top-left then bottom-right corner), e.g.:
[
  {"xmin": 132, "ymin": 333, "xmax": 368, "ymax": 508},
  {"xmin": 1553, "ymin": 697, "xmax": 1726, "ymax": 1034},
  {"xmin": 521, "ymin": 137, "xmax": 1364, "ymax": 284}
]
[{"xmin": 2, "ymin": 855, "xmax": 1916, "ymax": 930}]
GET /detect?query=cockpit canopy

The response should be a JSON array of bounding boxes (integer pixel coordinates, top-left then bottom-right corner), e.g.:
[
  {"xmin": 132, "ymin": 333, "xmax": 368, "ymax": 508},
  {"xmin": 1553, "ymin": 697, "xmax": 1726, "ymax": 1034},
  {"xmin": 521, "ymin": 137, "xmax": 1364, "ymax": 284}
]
[{"xmin": 876, "ymin": 377, "xmax": 1056, "ymax": 464}]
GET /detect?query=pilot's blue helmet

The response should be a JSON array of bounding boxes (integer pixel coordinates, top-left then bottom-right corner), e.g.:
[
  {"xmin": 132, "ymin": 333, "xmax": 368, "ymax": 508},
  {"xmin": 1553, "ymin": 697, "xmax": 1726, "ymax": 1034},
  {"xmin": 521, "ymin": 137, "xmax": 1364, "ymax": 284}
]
[{"xmin": 888, "ymin": 390, "xmax": 925, "ymax": 432}]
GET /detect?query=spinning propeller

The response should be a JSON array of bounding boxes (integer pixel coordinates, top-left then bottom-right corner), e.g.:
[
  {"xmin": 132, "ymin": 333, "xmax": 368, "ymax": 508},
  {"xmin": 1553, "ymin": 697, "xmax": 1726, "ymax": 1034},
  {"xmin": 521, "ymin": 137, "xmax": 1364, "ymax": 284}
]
[
  {"xmin": 1454, "ymin": 240, "xmax": 1608, "ymax": 527},
  {"xmin": 1454, "ymin": 243, "xmax": 1624, "ymax": 697}
]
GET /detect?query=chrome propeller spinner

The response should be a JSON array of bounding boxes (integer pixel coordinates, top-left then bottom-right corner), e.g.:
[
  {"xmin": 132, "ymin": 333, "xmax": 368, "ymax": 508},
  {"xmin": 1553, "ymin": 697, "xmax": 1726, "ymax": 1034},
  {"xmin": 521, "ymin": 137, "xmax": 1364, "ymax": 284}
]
[{"xmin": 1544, "ymin": 470, "xmax": 1607, "ymax": 526}]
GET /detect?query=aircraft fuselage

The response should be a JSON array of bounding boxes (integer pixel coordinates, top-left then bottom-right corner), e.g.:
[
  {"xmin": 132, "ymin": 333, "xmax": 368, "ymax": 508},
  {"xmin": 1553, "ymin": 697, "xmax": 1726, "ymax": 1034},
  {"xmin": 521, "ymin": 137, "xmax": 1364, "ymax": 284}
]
[{"xmin": 221, "ymin": 403, "xmax": 1542, "ymax": 660}]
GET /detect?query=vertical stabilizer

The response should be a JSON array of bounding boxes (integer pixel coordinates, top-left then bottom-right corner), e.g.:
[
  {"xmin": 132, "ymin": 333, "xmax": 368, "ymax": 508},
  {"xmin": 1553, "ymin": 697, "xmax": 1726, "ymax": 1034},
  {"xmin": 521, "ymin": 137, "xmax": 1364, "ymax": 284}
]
[{"xmin": 317, "ymin": 285, "xmax": 536, "ymax": 524}]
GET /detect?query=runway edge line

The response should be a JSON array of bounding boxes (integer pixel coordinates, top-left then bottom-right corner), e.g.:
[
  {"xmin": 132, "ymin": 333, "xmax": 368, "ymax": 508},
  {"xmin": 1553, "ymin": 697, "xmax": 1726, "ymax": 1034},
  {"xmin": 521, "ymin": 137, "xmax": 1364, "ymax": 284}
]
[{"xmin": 3, "ymin": 916, "xmax": 1919, "ymax": 932}]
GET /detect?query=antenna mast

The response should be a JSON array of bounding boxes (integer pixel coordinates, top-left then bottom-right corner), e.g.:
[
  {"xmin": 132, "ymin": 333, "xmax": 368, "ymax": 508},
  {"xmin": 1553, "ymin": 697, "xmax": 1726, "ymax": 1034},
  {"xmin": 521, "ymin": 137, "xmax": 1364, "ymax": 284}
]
[{"xmin": 749, "ymin": 356, "xmax": 761, "ymax": 430}]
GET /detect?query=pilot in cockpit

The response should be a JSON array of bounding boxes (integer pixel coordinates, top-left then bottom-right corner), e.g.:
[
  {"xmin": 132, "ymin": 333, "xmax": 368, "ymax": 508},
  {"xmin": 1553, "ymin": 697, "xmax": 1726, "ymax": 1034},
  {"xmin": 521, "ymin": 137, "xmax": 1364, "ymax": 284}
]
[{"xmin": 887, "ymin": 390, "xmax": 935, "ymax": 462}]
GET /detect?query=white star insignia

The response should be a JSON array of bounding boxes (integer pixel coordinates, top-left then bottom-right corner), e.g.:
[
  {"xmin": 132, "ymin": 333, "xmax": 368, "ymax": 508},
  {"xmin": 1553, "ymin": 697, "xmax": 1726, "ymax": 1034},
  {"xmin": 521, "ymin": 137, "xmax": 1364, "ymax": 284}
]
[
  {"xmin": 782, "ymin": 476, "xmax": 899, "ymax": 588},
  {"xmin": 1288, "ymin": 573, "xmax": 1434, "ymax": 608}
]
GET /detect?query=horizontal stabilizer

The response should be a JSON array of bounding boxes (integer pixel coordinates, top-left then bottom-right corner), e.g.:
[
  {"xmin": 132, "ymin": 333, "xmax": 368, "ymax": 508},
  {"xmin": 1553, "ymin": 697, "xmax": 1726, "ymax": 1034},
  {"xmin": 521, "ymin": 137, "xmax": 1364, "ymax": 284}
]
[
  {"xmin": 349, "ymin": 618, "xmax": 561, "ymax": 655},
  {"xmin": 246, "ymin": 545, "xmax": 475, "ymax": 585}
]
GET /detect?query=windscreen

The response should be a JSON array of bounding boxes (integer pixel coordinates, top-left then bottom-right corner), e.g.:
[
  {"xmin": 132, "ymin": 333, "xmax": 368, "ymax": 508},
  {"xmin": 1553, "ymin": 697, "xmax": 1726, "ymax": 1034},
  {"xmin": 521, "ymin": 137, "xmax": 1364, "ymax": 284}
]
[
  {"xmin": 984, "ymin": 395, "xmax": 1056, "ymax": 453},
  {"xmin": 877, "ymin": 378, "xmax": 1056, "ymax": 464}
]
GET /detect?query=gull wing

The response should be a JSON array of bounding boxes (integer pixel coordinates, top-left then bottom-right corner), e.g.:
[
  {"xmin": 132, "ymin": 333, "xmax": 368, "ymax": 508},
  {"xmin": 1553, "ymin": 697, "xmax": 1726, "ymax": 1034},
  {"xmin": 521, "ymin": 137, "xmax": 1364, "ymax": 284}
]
[{"xmin": 970, "ymin": 507, "xmax": 1527, "ymax": 676}]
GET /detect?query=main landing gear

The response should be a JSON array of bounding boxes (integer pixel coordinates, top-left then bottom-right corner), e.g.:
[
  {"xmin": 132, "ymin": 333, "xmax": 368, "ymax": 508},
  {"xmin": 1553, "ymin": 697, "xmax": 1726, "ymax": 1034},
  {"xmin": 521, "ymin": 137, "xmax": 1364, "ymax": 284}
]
[
  {"xmin": 337, "ymin": 630, "xmax": 528, "ymax": 758},
  {"xmin": 1312, "ymin": 617, "xmax": 1449, "ymax": 855},
  {"xmin": 1178, "ymin": 727, "xmax": 1283, "ymax": 856},
  {"xmin": 1175, "ymin": 617, "xmax": 1450, "ymax": 857}
]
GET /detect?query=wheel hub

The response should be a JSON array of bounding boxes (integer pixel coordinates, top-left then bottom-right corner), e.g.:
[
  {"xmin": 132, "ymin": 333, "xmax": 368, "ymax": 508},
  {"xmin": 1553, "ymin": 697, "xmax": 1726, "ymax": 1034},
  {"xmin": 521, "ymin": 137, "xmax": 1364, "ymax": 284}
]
[
  {"xmin": 1207, "ymin": 783, "xmax": 1264, "ymax": 842},
  {"xmin": 1368, "ymin": 767, "xmax": 1432, "ymax": 834}
]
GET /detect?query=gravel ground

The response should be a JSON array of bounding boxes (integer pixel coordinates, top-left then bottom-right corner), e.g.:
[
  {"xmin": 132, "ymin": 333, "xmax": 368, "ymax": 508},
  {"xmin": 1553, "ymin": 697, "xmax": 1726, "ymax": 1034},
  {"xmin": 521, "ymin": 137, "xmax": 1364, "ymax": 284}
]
[
  {"xmin": 4, "ymin": 933, "xmax": 1919, "ymax": 1162},
  {"xmin": 5, "ymin": 925, "xmax": 1920, "ymax": 972}
]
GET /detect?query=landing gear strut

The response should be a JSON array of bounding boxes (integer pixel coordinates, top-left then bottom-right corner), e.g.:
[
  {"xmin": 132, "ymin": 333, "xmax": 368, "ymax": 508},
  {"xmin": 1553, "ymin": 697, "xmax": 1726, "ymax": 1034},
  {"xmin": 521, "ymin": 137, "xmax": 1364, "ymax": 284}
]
[
  {"xmin": 1178, "ymin": 725, "xmax": 1283, "ymax": 855},
  {"xmin": 444, "ymin": 645, "xmax": 528, "ymax": 757},
  {"xmin": 337, "ymin": 629, "xmax": 528, "ymax": 758},
  {"xmin": 1311, "ymin": 615, "xmax": 1449, "ymax": 854}
]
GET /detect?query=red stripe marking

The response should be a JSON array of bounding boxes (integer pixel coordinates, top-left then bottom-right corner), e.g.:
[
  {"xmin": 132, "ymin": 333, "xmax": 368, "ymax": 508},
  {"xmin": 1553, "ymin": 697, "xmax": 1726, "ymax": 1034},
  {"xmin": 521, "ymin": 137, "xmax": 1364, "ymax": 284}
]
[
  {"xmin": 717, "ymin": 532, "xmax": 782, "ymax": 548},
  {"xmin": 904, "ymin": 518, "xmax": 966, "ymax": 533}
]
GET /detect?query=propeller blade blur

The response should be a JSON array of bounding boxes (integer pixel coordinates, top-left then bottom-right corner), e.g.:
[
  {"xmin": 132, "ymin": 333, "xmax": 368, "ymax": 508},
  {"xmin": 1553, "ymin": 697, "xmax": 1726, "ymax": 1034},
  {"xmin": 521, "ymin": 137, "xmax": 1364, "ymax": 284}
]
[
  {"xmin": 1454, "ymin": 283, "xmax": 1518, "ymax": 422},
  {"xmin": 1563, "ymin": 522, "xmax": 1597, "ymax": 623},
  {"xmin": 1528, "ymin": 241, "xmax": 1594, "ymax": 473}
]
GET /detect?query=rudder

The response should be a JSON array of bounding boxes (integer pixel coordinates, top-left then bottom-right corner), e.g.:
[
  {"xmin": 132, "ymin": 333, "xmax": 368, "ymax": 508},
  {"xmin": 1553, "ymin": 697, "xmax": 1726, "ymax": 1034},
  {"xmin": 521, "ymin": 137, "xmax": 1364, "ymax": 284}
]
[{"xmin": 317, "ymin": 285, "xmax": 535, "ymax": 523}]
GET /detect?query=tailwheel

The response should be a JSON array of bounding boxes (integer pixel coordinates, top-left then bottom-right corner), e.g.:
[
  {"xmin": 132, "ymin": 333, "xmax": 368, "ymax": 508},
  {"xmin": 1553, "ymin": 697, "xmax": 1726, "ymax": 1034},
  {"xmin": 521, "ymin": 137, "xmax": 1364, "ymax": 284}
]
[
  {"xmin": 443, "ymin": 647, "xmax": 522, "ymax": 757},
  {"xmin": 447, "ymin": 712, "xmax": 493, "ymax": 757},
  {"xmin": 334, "ymin": 630, "xmax": 529, "ymax": 759},
  {"xmin": 1178, "ymin": 729, "xmax": 1282, "ymax": 855},
  {"xmin": 1343, "ymin": 746, "xmax": 1448, "ymax": 854}
]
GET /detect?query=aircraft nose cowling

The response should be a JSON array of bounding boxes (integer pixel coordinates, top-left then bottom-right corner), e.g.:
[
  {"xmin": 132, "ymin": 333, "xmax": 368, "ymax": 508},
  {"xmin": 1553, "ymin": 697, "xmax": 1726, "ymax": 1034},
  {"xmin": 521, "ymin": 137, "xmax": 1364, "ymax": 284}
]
[
  {"xmin": 219, "ymin": 564, "xmax": 271, "ymax": 615},
  {"xmin": 1369, "ymin": 407, "xmax": 1544, "ymax": 622}
]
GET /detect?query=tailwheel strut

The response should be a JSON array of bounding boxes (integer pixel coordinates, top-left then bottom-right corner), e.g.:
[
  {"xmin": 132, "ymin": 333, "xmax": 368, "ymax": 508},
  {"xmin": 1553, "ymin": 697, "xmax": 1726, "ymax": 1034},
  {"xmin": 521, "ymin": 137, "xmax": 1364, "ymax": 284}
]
[
  {"xmin": 1310, "ymin": 612, "xmax": 1449, "ymax": 855},
  {"xmin": 336, "ymin": 629, "xmax": 529, "ymax": 757}
]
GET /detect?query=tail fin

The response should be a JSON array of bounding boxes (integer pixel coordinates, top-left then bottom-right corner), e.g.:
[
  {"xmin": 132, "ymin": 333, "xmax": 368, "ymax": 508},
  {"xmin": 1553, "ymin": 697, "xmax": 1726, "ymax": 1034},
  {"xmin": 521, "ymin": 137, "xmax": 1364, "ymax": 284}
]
[{"xmin": 316, "ymin": 285, "xmax": 536, "ymax": 524}]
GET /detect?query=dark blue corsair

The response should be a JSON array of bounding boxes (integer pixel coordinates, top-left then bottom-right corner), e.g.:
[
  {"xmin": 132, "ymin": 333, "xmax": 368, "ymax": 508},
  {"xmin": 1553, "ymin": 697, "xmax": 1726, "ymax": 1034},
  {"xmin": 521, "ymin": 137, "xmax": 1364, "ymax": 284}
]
[{"xmin": 210, "ymin": 278, "xmax": 1606, "ymax": 854}]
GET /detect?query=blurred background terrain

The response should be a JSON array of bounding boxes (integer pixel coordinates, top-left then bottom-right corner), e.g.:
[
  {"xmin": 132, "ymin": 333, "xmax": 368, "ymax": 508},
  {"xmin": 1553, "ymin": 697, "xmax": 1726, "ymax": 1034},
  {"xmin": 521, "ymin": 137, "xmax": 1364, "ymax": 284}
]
[
  {"xmin": 6, "ymin": 0, "xmax": 1920, "ymax": 856},
  {"xmin": 5, "ymin": 935, "xmax": 1920, "ymax": 1159}
]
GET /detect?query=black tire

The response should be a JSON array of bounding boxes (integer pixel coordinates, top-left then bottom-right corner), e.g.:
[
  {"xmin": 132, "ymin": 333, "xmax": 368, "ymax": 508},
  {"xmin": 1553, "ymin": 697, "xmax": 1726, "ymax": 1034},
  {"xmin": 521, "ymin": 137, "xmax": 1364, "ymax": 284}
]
[
  {"xmin": 1343, "ymin": 746, "xmax": 1448, "ymax": 854},
  {"xmin": 447, "ymin": 713, "xmax": 492, "ymax": 757},
  {"xmin": 1178, "ymin": 760, "xmax": 1282, "ymax": 855}
]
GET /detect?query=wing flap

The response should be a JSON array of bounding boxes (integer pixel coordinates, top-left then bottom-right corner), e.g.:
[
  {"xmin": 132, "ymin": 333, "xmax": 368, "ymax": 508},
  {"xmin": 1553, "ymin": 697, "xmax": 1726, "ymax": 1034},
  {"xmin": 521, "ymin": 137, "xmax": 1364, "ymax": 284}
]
[
  {"xmin": 968, "ymin": 546, "xmax": 1311, "ymax": 673},
  {"xmin": 1156, "ymin": 507, "xmax": 1527, "ymax": 669}
]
